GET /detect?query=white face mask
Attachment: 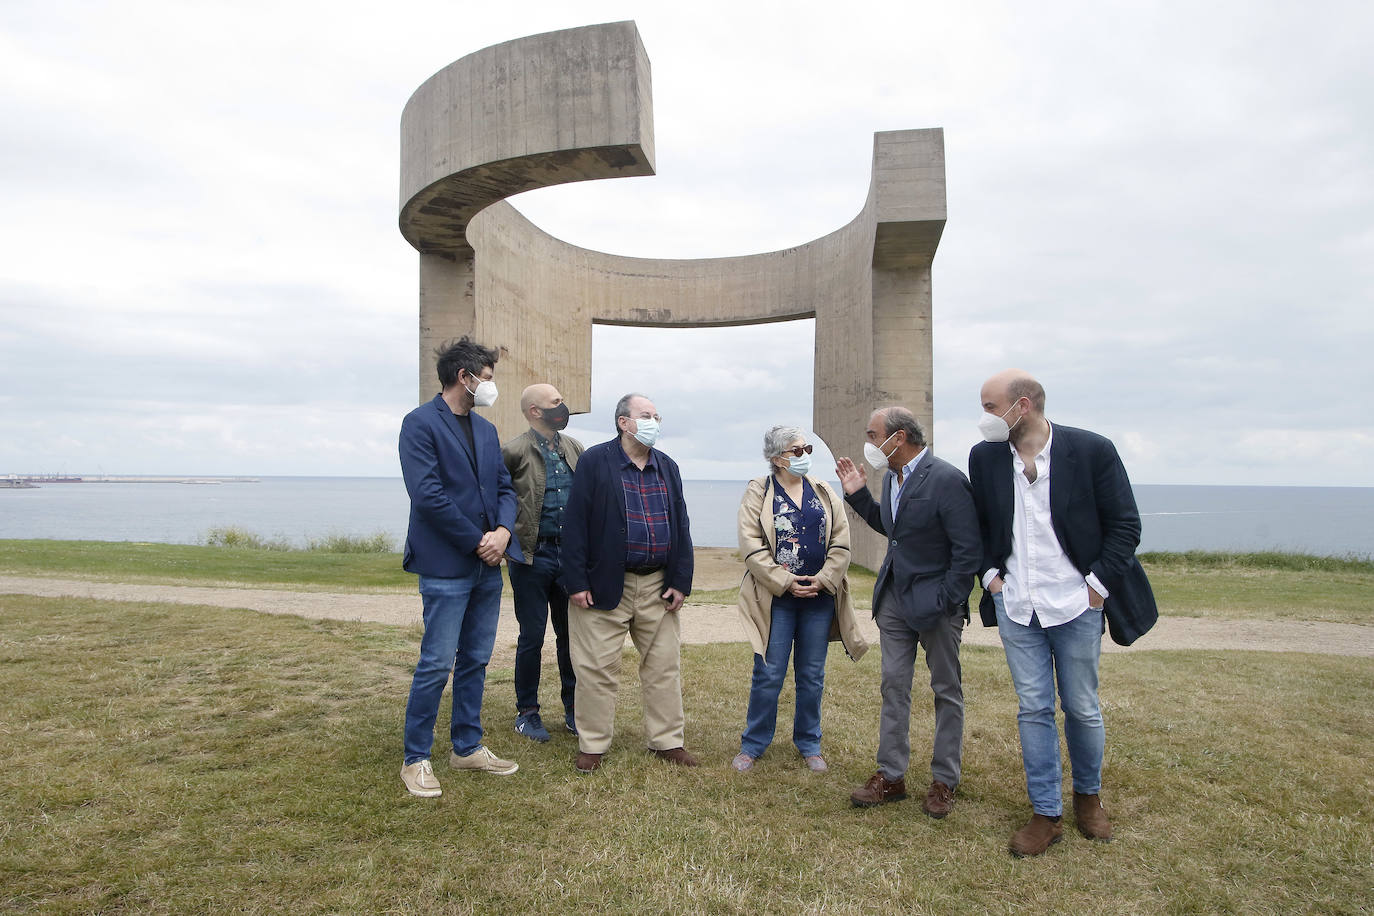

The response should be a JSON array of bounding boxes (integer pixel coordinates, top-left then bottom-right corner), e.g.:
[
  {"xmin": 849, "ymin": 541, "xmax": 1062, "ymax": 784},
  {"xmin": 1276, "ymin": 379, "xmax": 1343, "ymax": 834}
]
[
  {"xmin": 465, "ymin": 375, "xmax": 498, "ymax": 408},
  {"xmin": 629, "ymin": 416, "xmax": 659, "ymax": 448},
  {"xmin": 977, "ymin": 402, "xmax": 1020, "ymax": 443},
  {"xmin": 863, "ymin": 431, "xmax": 898, "ymax": 471}
]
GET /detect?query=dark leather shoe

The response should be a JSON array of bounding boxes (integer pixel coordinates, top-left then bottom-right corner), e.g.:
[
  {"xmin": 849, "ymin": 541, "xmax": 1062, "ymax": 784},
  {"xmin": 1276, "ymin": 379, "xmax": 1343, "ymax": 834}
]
[
  {"xmin": 651, "ymin": 746, "xmax": 698, "ymax": 767},
  {"xmin": 1073, "ymin": 792, "xmax": 1112, "ymax": 841},
  {"xmin": 850, "ymin": 771, "xmax": 907, "ymax": 807},
  {"xmin": 575, "ymin": 752, "xmax": 602, "ymax": 773},
  {"xmin": 1009, "ymin": 813, "xmax": 1064, "ymax": 857},
  {"xmin": 922, "ymin": 780, "xmax": 955, "ymax": 819}
]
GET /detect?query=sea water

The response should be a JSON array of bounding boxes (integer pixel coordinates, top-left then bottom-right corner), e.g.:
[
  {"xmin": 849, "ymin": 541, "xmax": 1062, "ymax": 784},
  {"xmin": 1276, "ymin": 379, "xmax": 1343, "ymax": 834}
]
[{"xmin": 0, "ymin": 478, "xmax": 1370, "ymax": 558}]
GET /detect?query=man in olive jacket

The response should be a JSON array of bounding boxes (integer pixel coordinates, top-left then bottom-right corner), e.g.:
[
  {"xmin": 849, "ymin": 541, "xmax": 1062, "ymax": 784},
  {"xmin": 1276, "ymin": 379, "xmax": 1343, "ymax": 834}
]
[{"xmin": 501, "ymin": 384, "xmax": 585, "ymax": 743}]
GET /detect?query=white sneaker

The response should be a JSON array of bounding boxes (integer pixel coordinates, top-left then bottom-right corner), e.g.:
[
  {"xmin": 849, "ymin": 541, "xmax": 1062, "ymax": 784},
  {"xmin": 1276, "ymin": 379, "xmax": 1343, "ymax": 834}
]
[
  {"xmin": 400, "ymin": 759, "xmax": 442, "ymax": 797},
  {"xmin": 449, "ymin": 745, "xmax": 519, "ymax": 775}
]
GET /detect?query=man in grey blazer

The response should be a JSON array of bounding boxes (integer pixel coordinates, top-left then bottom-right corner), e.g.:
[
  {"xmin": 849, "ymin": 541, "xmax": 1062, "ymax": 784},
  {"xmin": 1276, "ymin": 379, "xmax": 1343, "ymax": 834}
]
[{"xmin": 836, "ymin": 406, "xmax": 981, "ymax": 818}]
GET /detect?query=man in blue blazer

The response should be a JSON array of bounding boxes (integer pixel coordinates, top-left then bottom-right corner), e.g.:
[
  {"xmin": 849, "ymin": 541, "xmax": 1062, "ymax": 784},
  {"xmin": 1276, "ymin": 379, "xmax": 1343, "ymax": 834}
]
[
  {"xmin": 560, "ymin": 393, "xmax": 696, "ymax": 773},
  {"xmin": 836, "ymin": 407, "xmax": 981, "ymax": 820},
  {"xmin": 397, "ymin": 337, "xmax": 525, "ymax": 798},
  {"xmin": 969, "ymin": 369, "xmax": 1157, "ymax": 856}
]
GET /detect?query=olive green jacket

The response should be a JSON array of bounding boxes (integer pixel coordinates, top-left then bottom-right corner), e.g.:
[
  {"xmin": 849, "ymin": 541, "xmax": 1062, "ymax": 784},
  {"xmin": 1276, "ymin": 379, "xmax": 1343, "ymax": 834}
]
[
  {"xmin": 736, "ymin": 475, "xmax": 868, "ymax": 661},
  {"xmin": 500, "ymin": 428, "xmax": 585, "ymax": 564}
]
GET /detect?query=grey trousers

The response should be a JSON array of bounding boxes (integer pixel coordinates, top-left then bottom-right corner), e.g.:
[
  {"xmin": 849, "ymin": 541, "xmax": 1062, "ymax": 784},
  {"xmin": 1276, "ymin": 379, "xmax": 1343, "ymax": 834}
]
[{"xmin": 875, "ymin": 600, "xmax": 965, "ymax": 787}]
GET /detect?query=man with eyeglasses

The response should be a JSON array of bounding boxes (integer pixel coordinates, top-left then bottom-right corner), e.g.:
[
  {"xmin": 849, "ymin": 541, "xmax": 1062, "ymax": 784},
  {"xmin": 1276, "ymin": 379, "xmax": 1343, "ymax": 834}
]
[
  {"xmin": 559, "ymin": 392, "xmax": 697, "ymax": 773},
  {"xmin": 397, "ymin": 337, "xmax": 524, "ymax": 798},
  {"xmin": 835, "ymin": 406, "xmax": 980, "ymax": 819}
]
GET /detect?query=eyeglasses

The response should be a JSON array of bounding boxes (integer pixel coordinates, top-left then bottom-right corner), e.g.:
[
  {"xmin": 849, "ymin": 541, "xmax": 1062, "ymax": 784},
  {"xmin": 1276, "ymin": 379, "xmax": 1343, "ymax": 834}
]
[{"xmin": 779, "ymin": 445, "xmax": 813, "ymax": 457}]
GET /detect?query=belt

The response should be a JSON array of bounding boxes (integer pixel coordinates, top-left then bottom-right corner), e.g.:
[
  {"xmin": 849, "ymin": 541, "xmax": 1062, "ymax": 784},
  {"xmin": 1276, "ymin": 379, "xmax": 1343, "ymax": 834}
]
[
  {"xmin": 625, "ymin": 565, "xmax": 664, "ymax": 576},
  {"xmin": 537, "ymin": 536, "xmax": 561, "ymax": 545}
]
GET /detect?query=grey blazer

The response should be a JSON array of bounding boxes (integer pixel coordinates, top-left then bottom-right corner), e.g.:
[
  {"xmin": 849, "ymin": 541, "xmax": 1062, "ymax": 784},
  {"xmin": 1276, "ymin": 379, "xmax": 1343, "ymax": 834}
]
[{"xmin": 844, "ymin": 451, "xmax": 982, "ymax": 630}]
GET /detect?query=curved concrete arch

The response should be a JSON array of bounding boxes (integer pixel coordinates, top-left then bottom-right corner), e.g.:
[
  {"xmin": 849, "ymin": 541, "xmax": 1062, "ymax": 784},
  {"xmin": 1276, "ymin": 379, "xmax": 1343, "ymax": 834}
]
[
  {"xmin": 399, "ymin": 21, "xmax": 946, "ymax": 568},
  {"xmin": 400, "ymin": 20, "xmax": 655, "ymax": 257}
]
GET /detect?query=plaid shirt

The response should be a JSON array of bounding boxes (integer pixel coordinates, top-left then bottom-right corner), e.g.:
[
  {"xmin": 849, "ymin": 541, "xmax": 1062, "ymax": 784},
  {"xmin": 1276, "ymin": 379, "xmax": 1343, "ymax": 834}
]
[
  {"xmin": 534, "ymin": 430, "xmax": 574, "ymax": 540},
  {"xmin": 618, "ymin": 442, "xmax": 671, "ymax": 568}
]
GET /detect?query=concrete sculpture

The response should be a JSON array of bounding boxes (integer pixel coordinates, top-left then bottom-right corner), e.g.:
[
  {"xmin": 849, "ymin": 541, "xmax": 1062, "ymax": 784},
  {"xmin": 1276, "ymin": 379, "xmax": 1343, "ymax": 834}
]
[{"xmin": 399, "ymin": 21, "xmax": 945, "ymax": 568}]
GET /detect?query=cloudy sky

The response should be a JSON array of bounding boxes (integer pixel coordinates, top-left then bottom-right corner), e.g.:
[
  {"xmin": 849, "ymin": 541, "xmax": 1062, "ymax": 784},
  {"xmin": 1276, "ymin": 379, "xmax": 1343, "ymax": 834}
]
[{"xmin": 2, "ymin": 0, "xmax": 1370, "ymax": 485}]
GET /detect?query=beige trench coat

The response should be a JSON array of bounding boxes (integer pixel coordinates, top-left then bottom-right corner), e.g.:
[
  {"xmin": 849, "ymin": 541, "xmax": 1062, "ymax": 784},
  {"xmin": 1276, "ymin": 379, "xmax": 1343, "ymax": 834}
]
[{"xmin": 736, "ymin": 474, "xmax": 869, "ymax": 661}]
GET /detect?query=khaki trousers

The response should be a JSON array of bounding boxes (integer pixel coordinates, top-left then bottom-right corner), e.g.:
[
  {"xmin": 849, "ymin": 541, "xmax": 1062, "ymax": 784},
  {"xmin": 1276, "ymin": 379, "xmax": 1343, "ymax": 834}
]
[{"xmin": 569, "ymin": 569, "xmax": 685, "ymax": 754}]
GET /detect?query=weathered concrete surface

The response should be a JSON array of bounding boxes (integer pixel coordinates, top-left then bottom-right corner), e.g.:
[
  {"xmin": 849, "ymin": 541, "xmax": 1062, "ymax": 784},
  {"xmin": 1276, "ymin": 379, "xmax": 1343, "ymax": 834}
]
[
  {"xmin": 401, "ymin": 21, "xmax": 655, "ymax": 405},
  {"xmin": 399, "ymin": 22, "xmax": 946, "ymax": 569}
]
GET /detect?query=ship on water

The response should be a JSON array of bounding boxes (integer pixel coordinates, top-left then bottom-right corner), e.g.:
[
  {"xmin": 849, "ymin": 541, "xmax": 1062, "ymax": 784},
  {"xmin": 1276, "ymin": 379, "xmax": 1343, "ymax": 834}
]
[{"xmin": 2, "ymin": 475, "xmax": 259, "ymax": 487}]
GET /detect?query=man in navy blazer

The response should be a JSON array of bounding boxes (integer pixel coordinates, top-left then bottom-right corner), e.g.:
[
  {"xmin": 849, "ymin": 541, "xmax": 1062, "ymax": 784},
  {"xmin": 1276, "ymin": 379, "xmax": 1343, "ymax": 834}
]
[
  {"xmin": 397, "ymin": 337, "xmax": 525, "ymax": 798},
  {"xmin": 836, "ymin": 406, "xmax": 980, "ymax": 820},
  {"xmin": 968, "ymin": 368, "xmax": 1157, "ymax": 856},
  {"xmin": 560, "ymin": 393, "xmax": 696, "ymax": 773}
]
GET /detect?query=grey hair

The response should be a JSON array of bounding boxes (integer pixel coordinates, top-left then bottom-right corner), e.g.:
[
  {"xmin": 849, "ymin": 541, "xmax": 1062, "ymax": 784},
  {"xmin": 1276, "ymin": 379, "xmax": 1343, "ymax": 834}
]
[
  {"xmin": 763, "ymin": 425, "xmax": 805, "ymax": 469},
  {"xmin": 614, "ymin": 392, "xmax": 650, "ymax": 435},
  {"xmin": 876, "ymin": 406, "xmax": 926, "ymax": 449},
  {"xmin": 1007, "ymin": 376, "xmax": 1047, "ymax": 413}
]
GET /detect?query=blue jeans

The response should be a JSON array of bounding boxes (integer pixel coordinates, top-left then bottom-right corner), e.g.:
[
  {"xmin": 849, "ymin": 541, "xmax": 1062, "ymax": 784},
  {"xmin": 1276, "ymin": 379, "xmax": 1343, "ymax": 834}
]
[
  {"xmin": 508, "ymin": 542, "xmax": 575, "ymax": 715},
  {"xmin": 995, "ymin": 592, "xmax": 1105, "ymax": 816},
  {"xmin": 740, "ymin": 594, "xmax": 834, "ymax": 758},
  {"xmin": 403, "ymin": 566, "xmax": 503, "ymax": 763}
]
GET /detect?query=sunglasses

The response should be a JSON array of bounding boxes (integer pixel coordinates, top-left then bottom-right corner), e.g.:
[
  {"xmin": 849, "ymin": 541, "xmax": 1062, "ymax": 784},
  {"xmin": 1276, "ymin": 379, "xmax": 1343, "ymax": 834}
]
[{"xmin": 779, "ymin": 445, "xmax": 814, "ymax": 458}]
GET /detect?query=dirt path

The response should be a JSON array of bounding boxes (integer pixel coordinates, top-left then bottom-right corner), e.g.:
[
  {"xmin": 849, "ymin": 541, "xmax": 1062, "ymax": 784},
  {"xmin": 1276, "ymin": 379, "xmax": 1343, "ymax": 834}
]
[{"xmin": 4, "ymin": 572, "xmax": 1372, "ymax": 662}]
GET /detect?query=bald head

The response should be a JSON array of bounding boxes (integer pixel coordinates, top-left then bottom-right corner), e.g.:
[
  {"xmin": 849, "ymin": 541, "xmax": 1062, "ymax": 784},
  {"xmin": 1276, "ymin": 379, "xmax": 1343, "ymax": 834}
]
[
  {"xmin": 521, "ymin": 383, "xmax": 566, "ymax": 434},
  {"xmin": 520, "ymin": 383, "xmax": 560, "ymax": 416},
  {"xmin": 980, "ymin": 369, "xmax": 1045, "ymax": 416}
]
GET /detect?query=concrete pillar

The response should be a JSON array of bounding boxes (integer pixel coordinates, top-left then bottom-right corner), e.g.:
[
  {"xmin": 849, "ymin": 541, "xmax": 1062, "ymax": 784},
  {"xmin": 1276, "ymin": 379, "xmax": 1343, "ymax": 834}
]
[{"xmin": 417, "ymin": 253, "xmax": 476, "ymax": 400}]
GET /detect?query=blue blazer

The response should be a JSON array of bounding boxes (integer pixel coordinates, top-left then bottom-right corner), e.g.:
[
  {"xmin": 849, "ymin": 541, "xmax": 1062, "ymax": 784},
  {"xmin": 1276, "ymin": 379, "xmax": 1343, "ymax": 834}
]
[
  {"xmin": 968, "ymin": 423, "xmax": 1157, "ymax": 646},
  {"xmin": 844, "ymin": 451, "xmax": 981, "ymax": 630},
  {"xmin": 559, "ymin": 439, "xmax": 693, "ymax": 610},
  {"xmin": 399, "ymin": 394, "xmax": 524, "ymax": 577}
]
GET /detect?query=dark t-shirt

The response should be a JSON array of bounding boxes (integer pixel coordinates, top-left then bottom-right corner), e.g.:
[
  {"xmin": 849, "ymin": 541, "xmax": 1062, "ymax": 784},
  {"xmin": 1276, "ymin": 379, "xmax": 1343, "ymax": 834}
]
[{"xmin": 452, "ymin": 412, "xmax": 477, "ymax": 473}]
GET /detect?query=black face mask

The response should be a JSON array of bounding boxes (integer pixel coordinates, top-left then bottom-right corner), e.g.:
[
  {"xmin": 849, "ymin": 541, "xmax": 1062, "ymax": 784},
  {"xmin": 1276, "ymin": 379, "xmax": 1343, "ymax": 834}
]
[{"xmin": 542, "ymin": 403, "xmax": 571, "ymax": 430}]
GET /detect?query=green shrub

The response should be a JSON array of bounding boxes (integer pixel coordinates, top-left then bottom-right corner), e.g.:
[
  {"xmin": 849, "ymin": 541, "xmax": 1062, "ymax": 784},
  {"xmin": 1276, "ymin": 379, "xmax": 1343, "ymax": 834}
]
[
  {"xmin": 305, "ymin": 531, "xmax": 395, "ymax": 554},
  {"xmin": 201, "ymin": 526, "xmax": 293, "ymax": 551},
  {"xmin": 201, "ymin": 527, "xmax": 394, "ymax": 554},
  {"xmin": 1140, "ymin": 549, "xmax": 1373, "ymax": 573}
]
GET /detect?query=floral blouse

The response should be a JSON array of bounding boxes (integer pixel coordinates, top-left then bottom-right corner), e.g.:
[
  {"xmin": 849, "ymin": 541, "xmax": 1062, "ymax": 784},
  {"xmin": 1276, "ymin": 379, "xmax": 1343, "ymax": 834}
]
[{"xmin": 772, "ymin": 476, "xmax": 827, "ymax": 578}]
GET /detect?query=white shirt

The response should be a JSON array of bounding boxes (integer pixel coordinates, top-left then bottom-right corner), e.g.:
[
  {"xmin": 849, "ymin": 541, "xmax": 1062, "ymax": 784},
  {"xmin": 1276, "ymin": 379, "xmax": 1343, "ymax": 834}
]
[
  {"xmin": 982, "ymin": 424, "xmax": 1107, "ymax": 627},
  {"xmin": 889, "ymin": 448, "xmax": 927, "ymax": 521}
]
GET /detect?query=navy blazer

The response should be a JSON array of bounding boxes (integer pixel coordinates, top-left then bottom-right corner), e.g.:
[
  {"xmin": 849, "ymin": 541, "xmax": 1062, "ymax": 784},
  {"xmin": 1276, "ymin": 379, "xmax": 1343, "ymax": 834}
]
[
  {"xmin": 399, "ymin": 394, "xmax": 524, "ymax": 577},
  {"xmin": 968, "ymin": 423, "xmax": 1157, "ymax": 646},
  {"xmin": 844, "ymin": 451, "xmax": 981, "ymax": 630},
  {"xmin": 559, "ymin": 439, "xmax": 693, "ymax": 610}
]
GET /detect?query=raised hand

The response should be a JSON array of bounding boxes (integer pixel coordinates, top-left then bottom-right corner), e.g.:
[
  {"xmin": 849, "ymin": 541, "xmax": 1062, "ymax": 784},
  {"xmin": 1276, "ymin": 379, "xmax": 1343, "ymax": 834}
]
[{"xmin": 834, "ymin": 457, "xmax": 867, "ymax": 495}]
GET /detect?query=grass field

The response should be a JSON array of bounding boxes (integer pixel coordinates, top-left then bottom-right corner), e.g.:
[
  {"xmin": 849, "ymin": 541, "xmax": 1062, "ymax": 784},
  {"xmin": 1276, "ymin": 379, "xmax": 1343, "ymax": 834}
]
[
  {"xmin": 2, "ymin": 580, "xmax": 1372, "ymax": 913},
  {"xmin": 3, "ymin": 540, "xmax": 1372, "ymax": 625},
  {"xmin": 0, "ymin": 539, "xmax": 415, "ymax": 590}
]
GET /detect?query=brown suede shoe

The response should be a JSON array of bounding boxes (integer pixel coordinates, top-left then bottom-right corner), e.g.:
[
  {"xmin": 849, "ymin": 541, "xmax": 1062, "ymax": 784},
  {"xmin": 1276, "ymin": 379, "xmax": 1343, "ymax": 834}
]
[
  {"xmin": 850, "ymin": 771, "xmax": 908, "ymax": 808},
  {"xmin": 1073, "ymin": 792, "xmax": 1113, "ymax": 841},
  {"xmin": 922, "ymin": 781, "xmax": 955, "ymax": 819},
  {"xmin": 651, "ymin": 746, "xmax": 699, "ymax": 767},
  {"xmin": 575, "ymin": 752, "xmax": 602, "ymax": 773},
  {"xmin": 1009, "ymin": 813, "xmax": 1064, "ymax": 857}
]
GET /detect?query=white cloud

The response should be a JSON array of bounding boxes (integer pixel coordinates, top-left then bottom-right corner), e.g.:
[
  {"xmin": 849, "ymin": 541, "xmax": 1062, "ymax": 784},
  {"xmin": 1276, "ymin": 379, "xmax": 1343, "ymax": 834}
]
[{"xmin": 1, "ymin": 0, "xmax": 1371, "ymax": 487}]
